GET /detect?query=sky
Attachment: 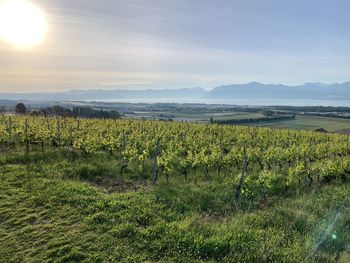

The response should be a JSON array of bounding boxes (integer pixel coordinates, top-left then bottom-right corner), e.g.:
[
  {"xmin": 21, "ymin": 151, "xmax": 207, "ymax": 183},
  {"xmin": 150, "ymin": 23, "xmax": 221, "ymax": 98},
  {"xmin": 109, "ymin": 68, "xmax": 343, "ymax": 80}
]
[{"xmin": 0, "ymin": 0, "xmax": 350, "ymax": 92}]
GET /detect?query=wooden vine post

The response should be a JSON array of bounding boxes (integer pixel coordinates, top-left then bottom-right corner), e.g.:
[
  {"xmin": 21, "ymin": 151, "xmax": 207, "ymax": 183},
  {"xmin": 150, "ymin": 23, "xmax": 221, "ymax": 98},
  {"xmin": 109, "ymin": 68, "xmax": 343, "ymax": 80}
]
[
  {"xmin": 152, "ymin": 138, "xmax": 161, "ymax": 185},
  {"xmin": 24, "ymin": 118, "xmax": 29, "ymax": 154},
  {"xmin": 68, "ymin": 126, "xmax": 73, "ymax": 148},
  {"xmin": 120, "ymin": 134, "xmax": 128, "ymax": 179},
  {"xmin": 7, "ymin": 116, "xmax": 12, "ymax": 149},
  {"xmin": 235, "ymin": 145, "xmax": 248, "ymax": 209},
  {"xmin": 56, "ymin": 117, "xmax": 61, "ymax": 145}
]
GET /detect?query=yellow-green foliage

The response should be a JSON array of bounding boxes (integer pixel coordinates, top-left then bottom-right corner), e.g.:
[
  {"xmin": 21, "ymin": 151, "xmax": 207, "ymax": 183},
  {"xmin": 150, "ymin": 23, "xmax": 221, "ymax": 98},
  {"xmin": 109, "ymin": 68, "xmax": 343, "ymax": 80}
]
[{"xmin": 1, "ymin": 115, "xmax": 350, "ymax": 195}]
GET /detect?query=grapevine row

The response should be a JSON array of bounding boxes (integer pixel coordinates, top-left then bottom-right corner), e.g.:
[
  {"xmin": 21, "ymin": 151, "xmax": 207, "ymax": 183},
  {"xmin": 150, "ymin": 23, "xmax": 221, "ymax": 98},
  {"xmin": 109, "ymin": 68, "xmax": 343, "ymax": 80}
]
[{"xmin": 1, "ymin": 115, "xmax": 349, "ymax": 197}]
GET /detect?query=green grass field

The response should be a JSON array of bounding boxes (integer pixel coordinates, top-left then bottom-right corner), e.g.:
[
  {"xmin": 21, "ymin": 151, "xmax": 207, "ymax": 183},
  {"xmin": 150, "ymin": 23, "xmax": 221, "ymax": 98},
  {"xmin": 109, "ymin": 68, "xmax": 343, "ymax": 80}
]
[
  {"xmin": 247, "ymin": 115, "xmax": 350, "ymax": 132},
  {"xmin": 0, "ymin": 150, "xmax": 349, "ymax": 262}
]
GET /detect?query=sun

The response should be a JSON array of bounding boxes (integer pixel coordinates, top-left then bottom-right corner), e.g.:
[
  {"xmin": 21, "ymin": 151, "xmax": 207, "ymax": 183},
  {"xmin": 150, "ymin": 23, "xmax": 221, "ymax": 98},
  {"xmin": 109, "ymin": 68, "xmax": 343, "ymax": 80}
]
[{"xmin": 0, "ymin": 0, "xmax": 47, "ymax": 48}]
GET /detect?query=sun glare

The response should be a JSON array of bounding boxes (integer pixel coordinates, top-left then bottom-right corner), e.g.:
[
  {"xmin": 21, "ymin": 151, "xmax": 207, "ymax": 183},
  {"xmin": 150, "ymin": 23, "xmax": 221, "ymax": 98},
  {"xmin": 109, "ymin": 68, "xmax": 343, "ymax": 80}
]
[{"xmin": 0, "ymin": 0, "xmax": 47, "ymax": 48}]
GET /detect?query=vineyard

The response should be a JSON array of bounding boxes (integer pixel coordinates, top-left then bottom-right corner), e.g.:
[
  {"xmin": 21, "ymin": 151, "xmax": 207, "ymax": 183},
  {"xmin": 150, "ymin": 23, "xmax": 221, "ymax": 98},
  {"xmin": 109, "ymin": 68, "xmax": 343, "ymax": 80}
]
[
  {"xmin": 1, "ymin": 115, "xmax": 350, "ymax": 262},
  {"xmin": 1, "ymin": 115, "xmax": 350, "ymax": 200}
]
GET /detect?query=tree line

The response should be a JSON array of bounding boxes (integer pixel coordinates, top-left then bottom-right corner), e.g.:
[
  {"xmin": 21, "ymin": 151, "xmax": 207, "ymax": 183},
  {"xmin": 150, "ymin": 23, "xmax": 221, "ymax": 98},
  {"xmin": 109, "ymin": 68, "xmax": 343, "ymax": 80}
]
[
  {"xmin": 14, "ymin": 103, "xmax": 121, "ymax": 119},
  {"xmin": 213, "ymin": 114, "xmax": 295, "ymax": 125}
]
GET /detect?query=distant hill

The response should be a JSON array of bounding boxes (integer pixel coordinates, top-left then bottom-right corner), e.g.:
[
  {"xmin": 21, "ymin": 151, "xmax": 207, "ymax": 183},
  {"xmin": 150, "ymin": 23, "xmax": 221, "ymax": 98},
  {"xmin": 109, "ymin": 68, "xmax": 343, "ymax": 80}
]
[
  {"xmin": 2, "ymin": 82, "xmax": 350, "ymax": 102},
  {"xmin": 205, "ymin": 82, "xmax": 350, "ymax": 100},
  {"xmin": 0, "ymin": 87, "xmax": 208, "ymax": 101},
  {"xmin": 0, "ymin": 100, "xmax": 16, "ymax": 105}
]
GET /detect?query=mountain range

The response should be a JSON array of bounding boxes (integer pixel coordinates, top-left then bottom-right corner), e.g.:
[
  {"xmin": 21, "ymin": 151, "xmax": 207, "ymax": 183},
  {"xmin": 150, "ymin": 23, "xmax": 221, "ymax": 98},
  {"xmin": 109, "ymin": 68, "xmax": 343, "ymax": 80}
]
[
  {"xmin": 1, "ymin": 82, "xmax": 350, "ymax": 102},
  {"xmin": 206, "ymin": 82, "xmax": 350, "ymax": 100}
]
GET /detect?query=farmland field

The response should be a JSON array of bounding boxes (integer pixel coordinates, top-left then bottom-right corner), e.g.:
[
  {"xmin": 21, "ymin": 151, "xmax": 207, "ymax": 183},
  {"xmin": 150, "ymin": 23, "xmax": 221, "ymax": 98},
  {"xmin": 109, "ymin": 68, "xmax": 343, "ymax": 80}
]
[
  {"xmin": 124, "ymin": 109, "xmax": 350, "ymax": 132},
  {"xmin": 0, "ymin": 115, "xmax": 350, "ymax": 262},
  {"xmin": 246, "ymin": 115, "xmax": 350, "ymax": 132},
  {"xmin": 124, "ymin": 111, "xmax": 265, "ymax": 122}
]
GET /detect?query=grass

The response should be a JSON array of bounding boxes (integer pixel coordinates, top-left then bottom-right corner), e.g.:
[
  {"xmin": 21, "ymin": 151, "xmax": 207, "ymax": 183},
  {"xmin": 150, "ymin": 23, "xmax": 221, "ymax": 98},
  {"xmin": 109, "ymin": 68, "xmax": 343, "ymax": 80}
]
[
  {"xmin": 247, "ymin": 115, "xmax": 350, "ymax": 131},
  {"xmin": 0, "ymin": 150, "xmax": 349, "ymax": 262}
]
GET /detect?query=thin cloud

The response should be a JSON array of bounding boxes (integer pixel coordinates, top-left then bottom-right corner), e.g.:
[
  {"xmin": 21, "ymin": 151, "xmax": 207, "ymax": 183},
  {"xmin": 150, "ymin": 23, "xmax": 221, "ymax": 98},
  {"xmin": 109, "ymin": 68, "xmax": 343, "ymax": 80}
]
[{"xmin": 0, "ymin": 0, "xmax": 349, "ymax": 92}]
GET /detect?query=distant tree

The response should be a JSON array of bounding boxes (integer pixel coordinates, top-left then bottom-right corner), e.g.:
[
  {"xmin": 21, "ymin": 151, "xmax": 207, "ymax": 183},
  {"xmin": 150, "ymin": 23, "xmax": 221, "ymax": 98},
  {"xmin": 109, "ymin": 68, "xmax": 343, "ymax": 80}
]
[
  {"xmin": 51, "ymin": 105, "xmax": 67, "ymax": 115},
  {"xmin": 109, "ymin": 110, "xmax": 121, "ymax": 119},
  {"xmin": 41, "ymin": 105, "xmax": 121, "ymax": 119},
  {"xmin": 262, "ymin": 110, "xmax": 274, "ymax": 116},
  {"xmin": 15, "ymin": 103, "xmax": 27, "ymax": 115},
  {"xmin": 30, "ymin": 110, "xmax": 43, "ymax": 116}
]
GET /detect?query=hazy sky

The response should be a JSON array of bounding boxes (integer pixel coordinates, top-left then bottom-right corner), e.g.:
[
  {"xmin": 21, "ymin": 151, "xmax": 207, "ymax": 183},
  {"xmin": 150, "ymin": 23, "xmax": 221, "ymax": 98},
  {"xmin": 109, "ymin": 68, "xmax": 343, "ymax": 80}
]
[{"xmin": 1, "ymin": 0, "xmax": 350, "ymax": 92}]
